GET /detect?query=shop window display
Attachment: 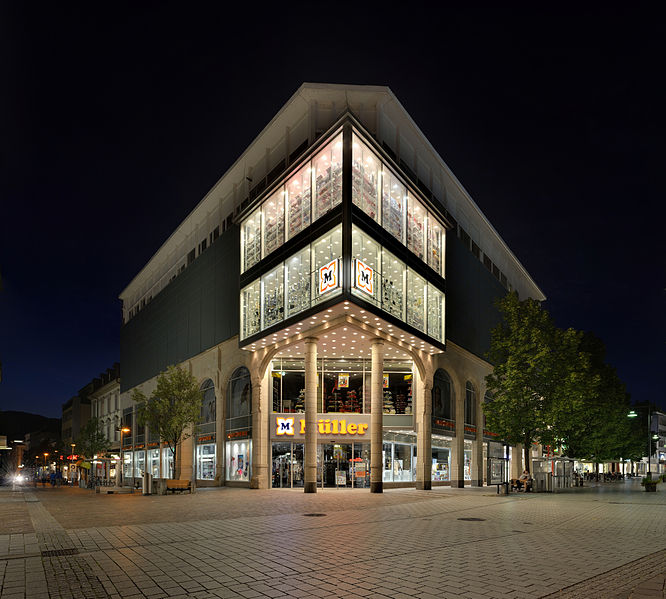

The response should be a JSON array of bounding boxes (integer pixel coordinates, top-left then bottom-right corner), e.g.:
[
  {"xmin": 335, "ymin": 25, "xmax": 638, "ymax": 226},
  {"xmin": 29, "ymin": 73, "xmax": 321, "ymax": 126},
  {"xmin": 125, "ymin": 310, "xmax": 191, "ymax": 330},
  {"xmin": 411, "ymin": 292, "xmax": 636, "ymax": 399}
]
[
  {"xmin": 262, "ymin": 265, "xmax": 284, "ymax": 328},
  {"xmin": 312, "ymin": 225, "xmax": 342, "ymax": 304},
  {"xmin": 432, "ymin": 369, "xmax": 454, "ymax": 420},
  {"xmin": 271, "ymin": 360, "xmax": 306, "ymax": 412},
  {"xmin": 352, "ymin": 134, "xmax": 380, "ymax": 222},
  {"xmin": 427, "ymin": 217, "xmax": 444, "ymax": 276},
  {"xmin": 432, "ymin": 445, "xmax": 451, "ymax": 481},
  {"xmin": 161, "ymin": 447, "xmax": 174, "ymax": 478},
  {"xmin": 427, "ymin": 284, "xmax": 444, "ymax": 342},
  {"xmin": 286, "ymin": 164, "xmax": 312, "ymax": 239},
  {"xmin": 123, "ymin": 452, "xmax": 132, "ymax": 478},
  {"xmin": 406, "ymin": 194, "xmax": 426, "ymax": 260},
  {"xmin": 464, "ymin": 446, "xmax": 472, "ymax": 480},
  {"xmin": 263, "ymin": 189, "xmax": 285, "ymax": 255},
  {"xmin": 382, "ymin": 364, "xmax": 413, "ymax": 415},
  {"xmin": 406, "ymin": 270, "xmax": 426, "ymax": 331},
  {"xmin": 148, "ymin": 448, "xmax": 160, "ymax": 478},
  {"xmin": 226, "ymin": 440, "xmax": 251, "ymax": 482},
  {"xmin": 286, "ymin": 248, "xmax": 310, "ymax": 318},
  {"xmin": 381, "ymin": 248, "xmax": 404, "ymax": 319},
  {"xmin": 382, "ymin": 169, "xmax": 406, "ymax": 243},
  {"xmin": 351, "ymin": 227, "xmax": 381, "ymax": 306},
  {"xmin": 242, "ymin": 207, "xmax": 262, "ymax": 272},
  {"xmin": 314, "ymin": 134, "xmax": 343, "ymax": 220},
  {"xmin": 196, "ymin": 443, "xmax": 216, "ymax": 480},
  {"xmin": 133, "ymin": 450, "xmax": 145, "ymax": 478},
  {"xmin": 240, "ymin": 280, "xmax": 261, "ymax": 340}
]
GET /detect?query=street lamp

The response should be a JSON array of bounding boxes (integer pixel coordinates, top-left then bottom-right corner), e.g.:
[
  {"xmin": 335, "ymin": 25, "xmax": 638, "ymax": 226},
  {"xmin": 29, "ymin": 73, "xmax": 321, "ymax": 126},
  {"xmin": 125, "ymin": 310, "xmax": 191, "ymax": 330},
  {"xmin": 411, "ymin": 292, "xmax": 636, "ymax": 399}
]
[
  {"xmin": 70, "ymin": 444, "xmax": 76, "ymax": 484},
  {"xmin": 119, "ymin": 427, "xmax": 130, "ymax": 487},
  {"xmin": 43, "ymin": 452, "xmax": 49, "ymax": 482},
  {"xmin": 628, "ymin": 408, "xmax": 655, "ymax": 477}
]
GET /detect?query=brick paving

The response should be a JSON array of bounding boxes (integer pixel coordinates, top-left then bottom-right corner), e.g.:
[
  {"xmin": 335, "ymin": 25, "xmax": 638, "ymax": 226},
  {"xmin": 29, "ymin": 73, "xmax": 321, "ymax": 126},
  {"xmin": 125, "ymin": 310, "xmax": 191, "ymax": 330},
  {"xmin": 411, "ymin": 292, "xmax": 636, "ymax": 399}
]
[{"xmin": 0, "ymin": 480, "xmax": 665, "ymax": 598}]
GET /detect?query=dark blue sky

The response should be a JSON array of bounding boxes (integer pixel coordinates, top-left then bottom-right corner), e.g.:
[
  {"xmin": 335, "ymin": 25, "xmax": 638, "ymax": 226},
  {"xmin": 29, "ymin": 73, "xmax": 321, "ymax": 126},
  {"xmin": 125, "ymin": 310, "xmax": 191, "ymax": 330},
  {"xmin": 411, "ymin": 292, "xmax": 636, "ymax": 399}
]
[{"xmin": 1, "ymin": 4, "xmax": 664, "ymax": 418}]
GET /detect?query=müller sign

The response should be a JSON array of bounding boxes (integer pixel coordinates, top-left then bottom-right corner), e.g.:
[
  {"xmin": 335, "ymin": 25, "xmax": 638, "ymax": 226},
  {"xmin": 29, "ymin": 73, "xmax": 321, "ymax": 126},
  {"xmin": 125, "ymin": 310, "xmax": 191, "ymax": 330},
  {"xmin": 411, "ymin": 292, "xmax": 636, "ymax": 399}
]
[{"xmin": 272, "ymin": 414, "xmax": 371, "ymax": 440}]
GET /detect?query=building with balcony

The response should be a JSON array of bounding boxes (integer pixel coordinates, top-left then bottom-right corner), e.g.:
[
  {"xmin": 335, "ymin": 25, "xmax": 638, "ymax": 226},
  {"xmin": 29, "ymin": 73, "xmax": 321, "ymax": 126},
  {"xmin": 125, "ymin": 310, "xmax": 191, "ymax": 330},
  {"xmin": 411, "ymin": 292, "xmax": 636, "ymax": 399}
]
[{"xmin": 119, "ymin": 83, "xmax": 545, "ymax": 490}]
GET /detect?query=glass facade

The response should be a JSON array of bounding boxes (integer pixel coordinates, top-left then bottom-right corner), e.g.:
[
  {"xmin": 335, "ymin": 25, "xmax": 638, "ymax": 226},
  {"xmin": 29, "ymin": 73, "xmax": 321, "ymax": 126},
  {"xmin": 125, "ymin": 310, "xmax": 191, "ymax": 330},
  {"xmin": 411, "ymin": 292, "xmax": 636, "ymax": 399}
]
[
  {"xmin": 382, "ymin": 433, "xmax": 417, "ymax": 483},
  {"xmin": 226, "ymin": 440, "xmax": 251, "ymax": 482},
  {"xmin": 161, "ymin": 447, "xmax": 174, "ymax": 478},
  {"xmin": 196, "ymin": 443, "xmax": 216, "ymax": 480},
  {"xmin": 240, "ymin": 132, "xmax": 343, "ymax": 274},
  {"xmin": 240, "ymin": 226, "xmax": 342, "ymax": 340},
  {"xmin": 148, "ymin": 448, "xmax": 160, "ymax": 477}
]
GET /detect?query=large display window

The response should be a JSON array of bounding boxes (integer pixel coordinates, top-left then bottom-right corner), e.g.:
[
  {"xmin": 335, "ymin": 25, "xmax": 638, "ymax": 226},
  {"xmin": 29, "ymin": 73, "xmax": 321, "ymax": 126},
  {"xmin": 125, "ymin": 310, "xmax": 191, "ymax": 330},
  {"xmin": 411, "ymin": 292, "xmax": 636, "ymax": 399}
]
[
  {"xmin": 148, "ymin": 448, "xmax": 160, "ymax": 478},
  {"xmin": 406, "ymin": 194, "xmax": 426, "ymax": 260},
  {"xmin": 381, "ymin": 248, "xmax": 405, "ymax": 319},
  {"xmin": 432, "ymin": 442, "xmax": 451, "ymax": 481},
  {"xmin": 196, "ymin": 443, "xmax": 216, "ymax": 480},
  {"xmin": 272, "ymin": 442, "xmax": 304, "ymax": 488},
  {"xmin": 123, "ymin": 452, "xmax": 132, "ymax": 478},
  {"xmin": 382, "ymin": 433, "xmax": 416, "ymax": 482},
  {"xmin": 263, "ymin": 189, "xmax": 285, "ymax": 255},
  {"xmin": 427, "ymin": 217, "xmax": 443, "ymax": 274},
  {"xmin": 406, "ymin": 270, "xmax": 426, "ymax": 331},
  {"xmin": 226, "ymin": 440, "xmax": 251, "ymax": 482},
  {"xmin": 382, "ymin": 169, "xmax": 406, "ymax": 242},
  {"xmin": 133, "ymin": 450, "xmax": 145, "ymax": 478},
  {"xmin": 427, "ymin": 285, "xmax": 444, "ymax": 342},
  {"xmin": 286, "ymin": 247, "xmax": 310, "ymax": 317},
  {"xmin": 242, "ymin": 207, "xmax": 262, "ymax": 272},
  {"xmin": 314, "ymin": 133, "xmax": 343, "ymax": 220},
  {"xmin": 352, "ymin": 134, "xmax": 380, "ymax": 221},
  {"xmin": 351, "ymin": 227, "xmax": 380, "ymax": 307},
  {"xmin": 262, "ymin": 265, "xmax": 284, "ymax": 328},
  {"xmin": 312, "ymin": 225, "xmax": 342, "ymax": 305},
  {"xmin": 240, "ymin": 280, "xmax": 261, "ymax": 340},
  {"xmin": 286, "ymin": 163, "xmax": 312, "ymax": 239},
  {"xmin": 161, "ymin": 447, "xmax": 174, "ymax": 478}
]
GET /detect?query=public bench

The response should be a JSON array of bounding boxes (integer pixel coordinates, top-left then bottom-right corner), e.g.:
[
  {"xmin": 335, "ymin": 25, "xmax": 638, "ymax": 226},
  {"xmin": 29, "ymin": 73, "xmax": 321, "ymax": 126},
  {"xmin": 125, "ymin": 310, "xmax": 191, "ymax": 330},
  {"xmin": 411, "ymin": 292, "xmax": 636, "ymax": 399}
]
[
  {"xmin": 165, "ymin": 479, "xmax": 192, "ymax": 494},
  {"xmin": 510, "ymin": 478, "xmax": 532, "ymax": 492}
]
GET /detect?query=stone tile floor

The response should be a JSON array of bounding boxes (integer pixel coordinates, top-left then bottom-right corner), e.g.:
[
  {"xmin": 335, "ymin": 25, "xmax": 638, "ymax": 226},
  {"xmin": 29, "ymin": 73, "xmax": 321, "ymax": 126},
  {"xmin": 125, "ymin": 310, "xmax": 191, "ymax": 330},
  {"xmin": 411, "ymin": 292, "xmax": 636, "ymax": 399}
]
[{"xmin": 0, "ymin": 480, "xmax": 664, "ymax": 598}]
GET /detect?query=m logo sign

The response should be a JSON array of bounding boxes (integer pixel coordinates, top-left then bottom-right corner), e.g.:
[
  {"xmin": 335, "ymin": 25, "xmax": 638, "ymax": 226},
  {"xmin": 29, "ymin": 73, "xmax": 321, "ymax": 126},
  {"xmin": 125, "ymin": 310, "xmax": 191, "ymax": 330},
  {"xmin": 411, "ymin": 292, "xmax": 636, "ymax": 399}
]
[
  {"xmin": 318, "ymin": 259, "xmax": 339, "ymax": 294},
  {"xmin": 276, "ymin": 417, "xmax": 295, "ymax": 436},
  {"xmin": 355, "ymin": 259, "xmax": 374, "ymax": 296}
]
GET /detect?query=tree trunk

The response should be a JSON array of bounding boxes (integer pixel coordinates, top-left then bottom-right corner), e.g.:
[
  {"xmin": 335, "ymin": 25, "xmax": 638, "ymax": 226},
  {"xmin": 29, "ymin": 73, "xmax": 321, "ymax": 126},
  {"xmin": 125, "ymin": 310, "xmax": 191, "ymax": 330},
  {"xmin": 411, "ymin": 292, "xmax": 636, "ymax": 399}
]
[
  {"xmin": 172, "ymin": 445, "xmax": 177, "ymax": 479},
  {"xmin": 523, "ymin": 436, "xmax": 531, "ymax": 474}
]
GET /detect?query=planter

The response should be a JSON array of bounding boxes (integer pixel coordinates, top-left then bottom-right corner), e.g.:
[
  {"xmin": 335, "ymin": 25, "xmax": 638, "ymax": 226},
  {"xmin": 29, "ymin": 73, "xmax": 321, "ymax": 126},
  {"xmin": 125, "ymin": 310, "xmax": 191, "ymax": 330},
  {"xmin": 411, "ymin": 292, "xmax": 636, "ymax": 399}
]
[{"xmin": 643, "ymin": 483, "xmax": 658, "ymax": 492}]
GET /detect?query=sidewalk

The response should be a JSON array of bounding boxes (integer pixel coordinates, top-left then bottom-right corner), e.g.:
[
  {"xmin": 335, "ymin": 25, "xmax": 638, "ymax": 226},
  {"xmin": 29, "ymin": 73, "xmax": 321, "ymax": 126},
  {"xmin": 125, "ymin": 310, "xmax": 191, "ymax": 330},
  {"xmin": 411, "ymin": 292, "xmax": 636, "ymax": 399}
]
[{"xmin": 1, "ymin": 480, "xmax": 665, "ymax": 598}]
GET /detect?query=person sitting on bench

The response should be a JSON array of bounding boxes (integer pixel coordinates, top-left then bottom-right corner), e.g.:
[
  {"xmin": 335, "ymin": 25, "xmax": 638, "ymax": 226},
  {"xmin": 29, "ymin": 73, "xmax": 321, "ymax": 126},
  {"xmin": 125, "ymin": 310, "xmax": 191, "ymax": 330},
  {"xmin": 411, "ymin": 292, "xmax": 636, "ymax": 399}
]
[{"xmin": 517, "ymin": 470, "xmax": 532, "ymax": 491}]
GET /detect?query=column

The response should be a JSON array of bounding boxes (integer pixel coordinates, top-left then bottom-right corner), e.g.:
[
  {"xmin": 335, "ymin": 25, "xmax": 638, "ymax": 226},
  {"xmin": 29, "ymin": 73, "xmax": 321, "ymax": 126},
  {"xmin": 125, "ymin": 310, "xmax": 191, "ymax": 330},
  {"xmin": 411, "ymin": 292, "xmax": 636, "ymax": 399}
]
[
  {"xmin": 511, "ymin": 443, "xmax": 523, "ymax": 481},
  {"xmin": 471, "ymin": 384, "xmax": 484, "ymax": 487},
  {"xmin": 304, "ymin": 337, "xmax": 318, "ymax": 493},
  {"xmin": 250, "ymin": 373, "xmax": 268, "ymax": 489},
  {"xmin": 450, "ymin": 379, "xmax": 465, "ymax": 488},
  {"xmin": 370, "ymin": 339, "xmax": 384, "ymax": 493},
  {"xmin": 415, "ymin": 368, "xmax": 432, "ymax": 491}
]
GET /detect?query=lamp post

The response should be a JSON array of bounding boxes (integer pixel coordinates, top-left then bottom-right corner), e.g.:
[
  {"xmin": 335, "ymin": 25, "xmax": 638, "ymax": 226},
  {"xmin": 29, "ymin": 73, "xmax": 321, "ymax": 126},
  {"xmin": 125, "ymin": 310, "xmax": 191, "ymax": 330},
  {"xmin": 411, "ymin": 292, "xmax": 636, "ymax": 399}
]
[
  {"xmin": 43, "ymin": 453, "xmax": 49, "ymax": 483},
  {"xmin": 70, "ymin": 443, "xmax": 76, "ymax": 484},
  {"xmin": 628, "ymin": 408, "xmax": 657, "ymax": 477},
  {"xmin": 119, "ymin": 427, "xmax": 130, "ymax": 487}
]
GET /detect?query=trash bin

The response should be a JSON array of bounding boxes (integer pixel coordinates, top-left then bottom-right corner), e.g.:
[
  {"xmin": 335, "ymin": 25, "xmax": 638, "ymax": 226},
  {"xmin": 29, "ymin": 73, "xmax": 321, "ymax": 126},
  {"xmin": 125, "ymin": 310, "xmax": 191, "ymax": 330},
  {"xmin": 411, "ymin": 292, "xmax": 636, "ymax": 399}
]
[{"xmin": 142, "ymin": 472, "xmax": 152, "ymax": 495}]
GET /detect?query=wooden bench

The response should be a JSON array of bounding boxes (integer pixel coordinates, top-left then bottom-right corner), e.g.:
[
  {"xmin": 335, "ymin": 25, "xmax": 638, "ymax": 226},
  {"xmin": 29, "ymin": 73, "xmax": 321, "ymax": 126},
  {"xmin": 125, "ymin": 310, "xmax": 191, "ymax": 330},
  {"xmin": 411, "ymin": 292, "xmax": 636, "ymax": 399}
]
[
  {"xmin": 510, "ymin": 478, "xmax": 532, "ymax": 492},
  {"xmin": 166, "ymin": 479, "xmax": 192, "ymax": 494}
]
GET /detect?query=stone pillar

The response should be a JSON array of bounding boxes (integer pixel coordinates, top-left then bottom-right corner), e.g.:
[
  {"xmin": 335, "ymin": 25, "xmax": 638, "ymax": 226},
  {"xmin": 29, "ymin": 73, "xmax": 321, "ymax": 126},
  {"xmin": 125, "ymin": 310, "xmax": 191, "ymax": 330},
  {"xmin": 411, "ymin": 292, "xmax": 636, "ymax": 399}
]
[
  {"xmin": 450, "ymin": 379, "xmax": 465, "ymax": 487},
  {"xmin": 216, "ymin": 383, "xmax": 224, "ymax": 486},
  {"xmin": 304, "ymin": 338, "xmax": 318, "ymax": 493},
  {"xmin": 471, "ymin": 383, "xmax": 484, "ymax": 487},
  {"xmin": 370, "ymin": 339, "xmax": 384, "ymax": 493},
  {"xmin": 415, "ymin": 367, "xmax": 433, "ymax": 491},
  {"xmin": 511, "ymin": 444, "xmax": 523, "ymax": 480},
  {"xmin": 250, "ymin": 372, "xmax": 269, "ymax": 489},
  {"xmin": 179, "ymin": 426, "xmax": 194, "ymax": 480}
]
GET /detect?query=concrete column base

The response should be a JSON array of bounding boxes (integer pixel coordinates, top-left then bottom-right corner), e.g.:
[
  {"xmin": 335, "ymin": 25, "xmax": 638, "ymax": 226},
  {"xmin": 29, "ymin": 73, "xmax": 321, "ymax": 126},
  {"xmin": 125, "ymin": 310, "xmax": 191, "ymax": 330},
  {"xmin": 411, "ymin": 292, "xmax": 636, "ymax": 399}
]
[
  {"xmin": 416, "ymin": 481, "xmax": 432, "ymax": 491},
  {"xmin": 304, "ymin": 482, "xmax": 317, "ymax": 493},
  {"xmin": 370, "ymin": 481, "xmax": 383, "ymax": 493},
  {"xmin": 471, "ymin": 479, "xmax": 483, "ymax": 487},
  {"xmin": 451, "ymin": 479, "xmax": 465, "ymax": 488}
]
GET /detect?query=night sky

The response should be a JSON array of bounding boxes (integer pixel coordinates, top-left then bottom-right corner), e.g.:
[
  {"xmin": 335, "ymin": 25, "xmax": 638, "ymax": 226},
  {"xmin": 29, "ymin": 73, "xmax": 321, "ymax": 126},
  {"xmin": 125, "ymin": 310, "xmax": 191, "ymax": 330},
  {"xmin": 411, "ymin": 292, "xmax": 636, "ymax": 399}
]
[{"xmin": 1, "ymin": 4, "xmax": 664, "ymax": 418}]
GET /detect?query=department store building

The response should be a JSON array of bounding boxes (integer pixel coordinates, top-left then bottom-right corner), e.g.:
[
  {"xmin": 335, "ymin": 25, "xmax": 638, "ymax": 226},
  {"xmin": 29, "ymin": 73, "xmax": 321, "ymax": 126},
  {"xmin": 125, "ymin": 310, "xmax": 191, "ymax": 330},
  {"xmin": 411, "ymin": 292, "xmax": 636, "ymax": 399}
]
[{"xmin": 119, "ymin": 83, "xmax": 545, "ymax": 491}]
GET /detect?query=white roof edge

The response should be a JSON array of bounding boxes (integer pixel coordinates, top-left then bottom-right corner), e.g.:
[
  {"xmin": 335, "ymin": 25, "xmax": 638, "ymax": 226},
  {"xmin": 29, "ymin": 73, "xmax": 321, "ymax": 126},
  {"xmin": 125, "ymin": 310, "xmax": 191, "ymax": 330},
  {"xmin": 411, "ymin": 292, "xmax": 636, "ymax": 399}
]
[{"xmin": 120, "ymin": 82, "xmax": 545, "ymax": 302}]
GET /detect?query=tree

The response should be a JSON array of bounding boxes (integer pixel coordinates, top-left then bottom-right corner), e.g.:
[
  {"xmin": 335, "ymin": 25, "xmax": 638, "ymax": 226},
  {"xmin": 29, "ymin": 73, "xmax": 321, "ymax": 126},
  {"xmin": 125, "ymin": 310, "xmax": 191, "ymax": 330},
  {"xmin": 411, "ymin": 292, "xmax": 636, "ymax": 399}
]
[
  {"xmin": 76, "ymin": 417, "xmax": 110, "ymax": 461},
  {"xmin": 483, "ymin": 292, "xmax": 565, "ymax": 472},
  {"xmin": 131, "ymin": 365, "xmax": 203, "ymax": 479}
]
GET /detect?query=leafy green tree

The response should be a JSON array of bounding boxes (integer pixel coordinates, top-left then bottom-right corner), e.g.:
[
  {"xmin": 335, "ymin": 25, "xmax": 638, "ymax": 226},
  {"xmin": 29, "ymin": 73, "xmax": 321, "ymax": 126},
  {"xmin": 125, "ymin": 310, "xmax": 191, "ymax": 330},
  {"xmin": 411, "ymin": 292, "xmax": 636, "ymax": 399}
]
[
  {"xmin": 483, "ymin": 292, "xmax": 565, "ymax": 472},
  {"xmin": 76, "ymin": 417, "xmax": 110, "ymax": 461},
  {"xmin": 131, "ymin": 365, "xmax": 203, "ymax": 479}
]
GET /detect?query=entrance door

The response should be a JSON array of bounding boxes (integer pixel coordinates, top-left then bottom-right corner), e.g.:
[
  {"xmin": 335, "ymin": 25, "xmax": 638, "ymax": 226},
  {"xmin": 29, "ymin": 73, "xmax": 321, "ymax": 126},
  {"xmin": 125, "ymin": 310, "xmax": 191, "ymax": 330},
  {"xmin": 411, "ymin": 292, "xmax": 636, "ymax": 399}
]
[
  {"xmin": 272, "ymin": 442, "xmax": 292, "ymax": 488},
  {"xmin": 320, "ymin": 444, "xmax": 352, "ymax": 488}
]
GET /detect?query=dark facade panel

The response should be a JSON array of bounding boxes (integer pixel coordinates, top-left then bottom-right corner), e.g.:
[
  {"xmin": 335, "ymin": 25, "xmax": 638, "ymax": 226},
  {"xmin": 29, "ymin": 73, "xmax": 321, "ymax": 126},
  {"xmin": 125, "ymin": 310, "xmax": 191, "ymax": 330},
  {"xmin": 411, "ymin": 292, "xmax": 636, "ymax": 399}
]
[
  {"xmin": 446, "ymin": 234, "xmax": 505, "ymax": 360},
  {"xmin": 120, "ymin": 227, "xmax": 240, "ymax": 392}
]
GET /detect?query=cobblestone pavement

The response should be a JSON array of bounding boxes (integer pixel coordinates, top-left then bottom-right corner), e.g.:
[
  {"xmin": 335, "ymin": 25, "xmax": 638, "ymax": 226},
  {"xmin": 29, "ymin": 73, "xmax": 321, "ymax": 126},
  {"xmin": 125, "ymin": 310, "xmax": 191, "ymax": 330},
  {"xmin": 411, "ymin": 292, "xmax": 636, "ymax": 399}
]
[{"xmin": 1, "ymin": 480, "xmax": 665, "ymax": 599}]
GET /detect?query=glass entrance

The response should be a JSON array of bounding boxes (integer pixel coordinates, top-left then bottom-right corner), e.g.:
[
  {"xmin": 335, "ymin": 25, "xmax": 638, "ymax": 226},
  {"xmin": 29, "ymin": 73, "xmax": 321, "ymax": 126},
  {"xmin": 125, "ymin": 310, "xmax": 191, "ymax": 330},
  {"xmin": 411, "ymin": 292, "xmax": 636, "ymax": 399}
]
[{"xmin": 320, "ymin": 443, "xmax": 352, "ymax": 488}]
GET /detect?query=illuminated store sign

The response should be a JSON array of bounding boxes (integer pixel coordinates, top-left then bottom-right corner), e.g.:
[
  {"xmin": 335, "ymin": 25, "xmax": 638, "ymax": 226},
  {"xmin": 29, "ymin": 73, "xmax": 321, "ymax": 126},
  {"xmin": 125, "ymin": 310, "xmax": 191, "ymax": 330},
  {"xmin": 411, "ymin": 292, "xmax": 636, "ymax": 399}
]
[
  {"xmin": 273, "ymin": 414, "xmax": 370, "ymax": 440},
  {"xmin": 318, "ymin": 259, "xmax": 339, "ymax": 294},
  {"xmin": 354, "ymin": 259, "xmax": 374, "ymax": 296}
]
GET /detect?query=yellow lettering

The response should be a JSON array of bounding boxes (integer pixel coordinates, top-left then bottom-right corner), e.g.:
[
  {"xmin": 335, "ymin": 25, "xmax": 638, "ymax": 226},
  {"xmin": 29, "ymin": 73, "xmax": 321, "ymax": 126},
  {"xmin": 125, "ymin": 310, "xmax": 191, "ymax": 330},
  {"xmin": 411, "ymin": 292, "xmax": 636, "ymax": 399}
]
[
  {"xmin": 324, "ymin": 419, "xmax": 331, "ymax": 434},
  {"xmin": 347, "ymin": 423, "xmax": 357, "ymax": 435},
  {"xmin": 300, "ymin": 419, "xmax": 306, "ymax": 434},
  {"xmin": 357, "ymin": 424, "xmax": 368, "ymax": 435},
  {"xmin": 339, "ymin": 420, "xmax": 346, "ymax": 434},
  {"xmin": 332, "ymin": 420, "xmax": 339, "ymax": 434},
  {"xmin": 318, "ymin": 420, "xmax": 325, "ymax": 434}
]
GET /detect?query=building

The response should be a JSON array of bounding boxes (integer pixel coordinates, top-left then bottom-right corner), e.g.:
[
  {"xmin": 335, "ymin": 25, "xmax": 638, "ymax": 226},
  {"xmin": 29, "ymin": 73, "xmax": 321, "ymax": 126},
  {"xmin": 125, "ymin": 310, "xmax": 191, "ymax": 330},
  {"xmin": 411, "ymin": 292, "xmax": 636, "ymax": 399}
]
[
  {"xmin": 88, "ymin": 363, "xmax": 121, "ymax": 481},
  {"xmin": 119, "ymin": 83, "xmax": 545, "ymax": 490}
]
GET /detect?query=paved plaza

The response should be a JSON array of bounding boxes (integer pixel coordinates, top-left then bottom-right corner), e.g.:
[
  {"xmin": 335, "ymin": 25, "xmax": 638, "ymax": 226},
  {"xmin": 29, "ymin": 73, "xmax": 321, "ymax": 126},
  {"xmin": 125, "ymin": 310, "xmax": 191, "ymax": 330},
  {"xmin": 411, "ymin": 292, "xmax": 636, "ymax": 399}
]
[{"xmin": 0, "ymin": 480, "xmax": 664, "ymax": 599}]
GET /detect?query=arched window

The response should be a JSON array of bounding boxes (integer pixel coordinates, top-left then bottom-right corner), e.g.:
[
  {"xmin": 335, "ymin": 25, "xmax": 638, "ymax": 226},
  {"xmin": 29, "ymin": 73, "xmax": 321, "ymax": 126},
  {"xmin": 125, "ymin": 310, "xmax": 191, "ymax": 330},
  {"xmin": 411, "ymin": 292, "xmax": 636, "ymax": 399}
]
[
  {"xmin": 432, "ymin": 369, "xmax": 453, "ymax": 420},
  {"xmin": 465, "ymin": 381, "xmax": 476, "ymax": 426},
  {"xmin": 227, "ymin": 367, "xmax": 251, "ymax": 428},
  {"xmin": 199, "ymin": 379, "xmax": 216, "ymax": 425}
]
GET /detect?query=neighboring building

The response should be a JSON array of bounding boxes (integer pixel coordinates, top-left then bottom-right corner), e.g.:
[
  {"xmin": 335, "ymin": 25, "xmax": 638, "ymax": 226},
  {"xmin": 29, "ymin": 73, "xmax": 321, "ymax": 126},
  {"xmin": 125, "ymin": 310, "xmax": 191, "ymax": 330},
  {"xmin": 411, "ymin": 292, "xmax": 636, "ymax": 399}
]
[
  {"xmin": 88, "ymin": 363, "xmax": 121, "ymax": 481},
  {"xmin": 61, "ymin": 395, "xmax": 91, "ymax": 445},
  {"xmin": 119, "ymin": 83, "xmax": 545, "ymax": 490}
]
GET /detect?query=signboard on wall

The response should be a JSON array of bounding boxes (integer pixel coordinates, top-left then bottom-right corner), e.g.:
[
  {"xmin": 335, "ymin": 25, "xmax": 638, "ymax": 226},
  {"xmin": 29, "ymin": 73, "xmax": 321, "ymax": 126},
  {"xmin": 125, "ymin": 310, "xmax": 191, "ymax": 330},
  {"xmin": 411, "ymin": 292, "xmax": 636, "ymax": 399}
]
[
  {"xmin": 338, "ymin": 373, "xmax": 349, "ymax": 388},
  {"xmin": 354, "ymin": 259, "xmax": 374, "ymax": 296},
  {"xmin": 318, "ymin": 259, "xmax": 339, "ymax": 294},
  {"xmin": 272, "ymin": 413, "xmax": 371, "ymax": 441}
]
